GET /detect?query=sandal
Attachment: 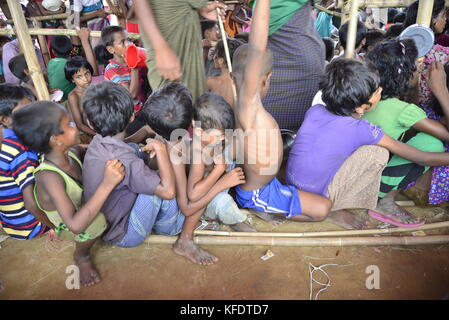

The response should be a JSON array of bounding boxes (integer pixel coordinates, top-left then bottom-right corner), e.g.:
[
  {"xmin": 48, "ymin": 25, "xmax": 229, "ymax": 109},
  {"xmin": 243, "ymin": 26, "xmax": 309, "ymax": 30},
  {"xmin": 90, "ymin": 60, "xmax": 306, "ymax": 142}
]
[
  {"xmin": 368, "ymin": 209, "xmax": 425, "ymax": 228},
  {"xmin": 196, "ymin": 219, "xmax": 220, "ymax": 231}
]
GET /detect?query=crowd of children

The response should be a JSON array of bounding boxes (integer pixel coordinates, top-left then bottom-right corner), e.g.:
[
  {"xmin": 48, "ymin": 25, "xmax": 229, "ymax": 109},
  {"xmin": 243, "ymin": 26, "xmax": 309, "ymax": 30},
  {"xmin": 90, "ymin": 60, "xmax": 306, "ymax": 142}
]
[{"xmin": 2, "ymin": 0, "xmax": 449, "ymax": 288}]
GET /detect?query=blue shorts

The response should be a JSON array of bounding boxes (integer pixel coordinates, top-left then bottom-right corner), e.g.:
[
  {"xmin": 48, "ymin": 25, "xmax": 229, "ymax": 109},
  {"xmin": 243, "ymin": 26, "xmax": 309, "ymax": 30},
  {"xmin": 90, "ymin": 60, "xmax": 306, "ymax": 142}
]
[{"xmin": 235, "ymin": 178, "xmax": 302, "ymax": 218}]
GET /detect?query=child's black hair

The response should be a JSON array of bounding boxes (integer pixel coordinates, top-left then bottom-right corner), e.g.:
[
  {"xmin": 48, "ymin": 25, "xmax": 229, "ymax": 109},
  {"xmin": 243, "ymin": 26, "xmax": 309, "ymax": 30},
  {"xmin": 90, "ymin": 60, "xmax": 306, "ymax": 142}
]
[
  {"xmin": 142, "ymin": 82, "xmax": 193, "ymax": 141},
  {"xmin": 364, "ymin": 30, "xmax": 385, "ymax": 53},
  {"xmin": 388, "ymin": 8, "xmax": 399, "ymax": 23},
  {"xmin": 0, "ymin": 35, "xmax": 11, "ymax": 46},
  {"xmin": 367, "ymin": 38, "xmax": 418, "ymax": 100},
  {"xmin": 394, "ymin": 12, "xmax": 406, "ymax": 24},
  {"xmin": 201, "ymin": 20, "xmax": 216, "ymax": 39},
  {"xmin": 12, "ymin": 101, "xmax": 66, "ymax": 154},
  {"xmin": 8, "ymin": 54, "xmax": 28, "ymax": 82},
  {"xmin": 50, "ymin": 35, "xmax": 72, "ymax": 58},
  {"xmin": 322, "ymin": 37, "xmax": 335, "ymax": 62},
  {"xmin": 215, "ymin": 38, "xmax": 244, "ymax": 68},
  {"xmin": 0, "ymin": 83, "xmax": 35, "ymax": 118},
  {"xmin": 320, "ymin": 58, "xmax": 380, "ymax": 116},
  {"xmin": 95, "ymin": 26, "xmax": 126, "ymax": 65},
  {"xmin": 101, "ymin": 25, "xmax": 125, "ymax": 47},
  {"xmin": 64, "ymin": 56, "xmax": 94, "ymax": 82},
  {"xmin": 338, "ymin": 20, "xmax": 367, "ymax": 51},
  {"xmin": 193, "ymin": 92, "xmax": 234, "ymax": 131},
  {"xmin": 385, "ymin": 23, "xmax": 404, "ymax": 39},
  {"xmin": 404, "ymin": 0, "xmax": 446, "ymax": 30},
  {"xmin": 83, "ymin": 81, "xmax": 134, "ymax": 137},
  {"xmin": 94, "ymin": 44, "xmax": 112, "ymax": 66}
]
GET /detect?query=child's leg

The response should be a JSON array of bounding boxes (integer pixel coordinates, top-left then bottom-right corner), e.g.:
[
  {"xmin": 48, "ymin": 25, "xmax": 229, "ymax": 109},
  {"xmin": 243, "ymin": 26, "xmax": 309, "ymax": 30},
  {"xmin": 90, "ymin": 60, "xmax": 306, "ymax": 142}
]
[
  {"xmin": 114, "ymin": 194, "xmax": 162, "ymax": 248},
  {"xmin": 204, "ymin": 192, "xmax": 256, "ymax": 232},
  {"xmin": 326, "ymin": 145, "xmax": 390, "ymax": 229},
  {"xmin": 288, "ymin": 190, "xmax": 332, "ymax": 223},
  {"xmin": 173, "ymin": 208, "xmax": 218, "ymax": 265},
  {"xmin": 152, "ymin": 198, "xmax": 185, "ymax": 236},
  {"xmin": 73, "ymin": 237, "xmax": 101, "ymax": 287}
]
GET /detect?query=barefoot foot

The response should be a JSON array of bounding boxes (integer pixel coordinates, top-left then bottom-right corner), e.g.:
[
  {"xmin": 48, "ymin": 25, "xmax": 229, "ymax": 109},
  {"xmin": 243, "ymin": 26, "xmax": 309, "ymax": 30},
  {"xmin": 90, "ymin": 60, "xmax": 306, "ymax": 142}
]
[
  {"xmin": 326, "ymin": 210, "xmax": 368, "ymax": 230},
  {"xmin": 372, "ymin": 198, "xmax": 424, "ymax": 227},
  {"xmin": 173, "ymin": 237, "xmax": 218, "ymax": 265},
  {"xmin": 250, "ymin": 210, "xmax": 285, "ymax": 226},
  {"xmin": 74, "ymin": 255, "xmax": 101, "ymax": 287},
  {"xmin": 229, "ymin": 221, "xmax": 257, "ymax": 232}
]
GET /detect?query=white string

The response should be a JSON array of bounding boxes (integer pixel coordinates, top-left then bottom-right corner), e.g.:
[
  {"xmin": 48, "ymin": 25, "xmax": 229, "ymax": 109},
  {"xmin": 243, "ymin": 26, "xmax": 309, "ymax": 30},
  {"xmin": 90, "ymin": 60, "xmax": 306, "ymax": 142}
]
[{"xmin": 308, "ymin": 263, "xmax": 339, "ymax": 300}]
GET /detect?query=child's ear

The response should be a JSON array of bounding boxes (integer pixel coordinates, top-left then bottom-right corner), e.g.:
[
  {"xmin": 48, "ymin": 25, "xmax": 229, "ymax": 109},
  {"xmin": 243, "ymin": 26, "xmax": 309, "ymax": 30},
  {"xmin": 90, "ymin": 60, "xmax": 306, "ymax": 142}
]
[
  {"xmin": 49, "ymin": 135, "xmax": 62, "ymax": 148},
  {"xmin": 0, "ymin": 115, "xmax": 11, "ymax": 128},
  {"xmin": 86, "ymin": 119, "xmax": 95, "ymax": 131},
  {"xmin": 106, "ymin": 45, "xmax": 115, "ymax": 55}
]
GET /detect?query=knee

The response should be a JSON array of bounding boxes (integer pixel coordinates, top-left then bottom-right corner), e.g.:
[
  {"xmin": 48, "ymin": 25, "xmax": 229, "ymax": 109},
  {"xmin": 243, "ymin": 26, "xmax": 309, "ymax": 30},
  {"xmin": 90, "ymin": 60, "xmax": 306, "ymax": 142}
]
[{"xmin": 310, "ymin": 197, "xmax": 332, "ymax": 222}]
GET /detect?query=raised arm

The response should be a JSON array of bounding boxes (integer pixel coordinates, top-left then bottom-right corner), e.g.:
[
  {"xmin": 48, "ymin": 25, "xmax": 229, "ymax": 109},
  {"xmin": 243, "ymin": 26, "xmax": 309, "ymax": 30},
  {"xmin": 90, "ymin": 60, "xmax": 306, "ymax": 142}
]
[
  {"xmin": 237, "ymin": 0, "xmax": 270, "ymax": 129},
  {"xmin": 77, "ymin": 28, "xmax": 99, "ymax": 76},
  {"xmin": 427, "ymin": 62, "xmax": 449, "ymax": 129},
  {"xmin": 413, "ymin": 118, "xmax": 449, "ymax": 143}
]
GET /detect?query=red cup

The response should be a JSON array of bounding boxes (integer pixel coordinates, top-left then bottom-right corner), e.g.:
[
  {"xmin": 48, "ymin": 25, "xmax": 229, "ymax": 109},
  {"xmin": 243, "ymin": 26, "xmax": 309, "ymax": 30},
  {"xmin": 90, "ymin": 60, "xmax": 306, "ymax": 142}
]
[{"xmin": 125, "ymin": 44, "xmax": 147, "ymax": 68}]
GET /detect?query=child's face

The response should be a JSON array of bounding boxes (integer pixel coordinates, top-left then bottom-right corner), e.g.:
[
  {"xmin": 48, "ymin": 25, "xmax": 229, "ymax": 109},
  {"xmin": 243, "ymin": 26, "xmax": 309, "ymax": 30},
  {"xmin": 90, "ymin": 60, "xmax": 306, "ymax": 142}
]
[
  {"xmin": 107, "ymin": 31, "xmax": 131, "ymax": 61},
  {"xmin": 54, "ymin": 114, "xmax": 79, "ymax": 149},
  {"xmin": 1, "ymin": 97, "xmax": 33, "ymax": 128},
  {"xmin": 205, "ymin": 26, "xmax": 221, "ymax": 42},
  {"xmin": 195, "ymin": 127, "xmax": 225, "ymax": 148},
  {"xmin": 72, "ymin": 67, "xmax": 92, "ymax": 89}
]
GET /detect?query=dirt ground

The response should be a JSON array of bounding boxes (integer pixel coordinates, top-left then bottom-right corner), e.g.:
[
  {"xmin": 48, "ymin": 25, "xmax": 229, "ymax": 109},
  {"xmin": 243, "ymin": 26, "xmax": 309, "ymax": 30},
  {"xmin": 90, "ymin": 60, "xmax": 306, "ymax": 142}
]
[{"xmin": 1, "ymin": 204, "xmax": 449, "ymax": 300}]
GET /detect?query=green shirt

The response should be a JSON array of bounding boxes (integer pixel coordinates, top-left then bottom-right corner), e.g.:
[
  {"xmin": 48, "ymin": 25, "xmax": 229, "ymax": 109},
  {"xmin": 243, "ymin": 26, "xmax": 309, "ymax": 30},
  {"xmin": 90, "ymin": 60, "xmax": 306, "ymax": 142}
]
[
  {"xmin": 48, "ymin": 58, "xmax": 76, "ymax": 100},
  {"xmin": 252, "ymin": 0, "xmax": 308, "ymax": 35},
  {"xmin": 363, "ymin": 98, "xmax": 427, "ymax": 140}
]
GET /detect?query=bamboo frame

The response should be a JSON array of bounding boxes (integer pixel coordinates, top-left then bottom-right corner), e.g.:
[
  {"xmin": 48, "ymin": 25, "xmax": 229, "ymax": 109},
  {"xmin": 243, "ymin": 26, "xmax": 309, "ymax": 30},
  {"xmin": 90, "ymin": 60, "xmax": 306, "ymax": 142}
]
[
  {"xmin": 216, "ymin": 7, "xmax": 237, "ymax": 102},
  {"xmin": 416, "ymin": 0, "xmax": 435, "ymax": 27},
  {"xmin": 195, "ymin": 220, "xmax": 449, "ymax": 238},
  {"xmin": 314, "ymin": 4, "xmax": 344, "ymax": 18},
  {"xmin": 31, "ymin": 18, "xmax": 50, "ymax": 67},
  {"xmin": 0, "ymin": 28, "xmax": 140, "ymax": 39},
  {"xmin": 145, "ymin": 234, "xmax": 449, "ymax": 246},
  {"xmin": 5, "ymin": 13, "xmax": 70, "ymax": 25},
  {"xmin": 345, "ymin": 0, "xmax": 360, "ymax": 58},
  {"xmin": 6, "ymin": 0, "xmax": 49, "ymax": 101},
  {"xmin": 337, "ymin": 0, "xmax": 449, "ymax": 8}
]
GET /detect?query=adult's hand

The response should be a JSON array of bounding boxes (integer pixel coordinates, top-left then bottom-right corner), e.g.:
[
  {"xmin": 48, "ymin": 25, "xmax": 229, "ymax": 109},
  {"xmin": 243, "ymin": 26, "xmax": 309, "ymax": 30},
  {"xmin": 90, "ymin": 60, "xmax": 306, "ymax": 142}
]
[
  {"xmin": 155, "ymin": 45, "xmax": 182, "ymax": 81},
  {"xmin": 199, "ymin": 1, "xmax": 227, "ymax": 21}
]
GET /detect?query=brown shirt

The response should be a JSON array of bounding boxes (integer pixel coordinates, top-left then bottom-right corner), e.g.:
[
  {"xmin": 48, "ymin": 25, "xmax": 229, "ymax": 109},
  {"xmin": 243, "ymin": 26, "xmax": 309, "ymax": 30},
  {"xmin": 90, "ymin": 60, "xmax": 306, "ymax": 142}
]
[{"xmin": 83, "ymin": 134, "xmax": 160, "ymax": 243}]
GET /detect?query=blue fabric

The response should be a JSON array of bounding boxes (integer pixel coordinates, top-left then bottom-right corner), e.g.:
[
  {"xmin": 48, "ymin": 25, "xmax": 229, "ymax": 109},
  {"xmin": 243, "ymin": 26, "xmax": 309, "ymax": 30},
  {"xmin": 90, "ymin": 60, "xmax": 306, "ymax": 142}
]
[
  {"xmin": 235, "ymin": 177, "xmax": 302, "ymax": 218},
  {"xmin": 315, "ymin": 12, "xmax": 333, "ymax": 38},
  {"xmin": 114, "ymin": 193, "xmax": 185, "ymax": 248},
  {"xmin": 81, "ymin": 1, "xmax": 103, "ymax": 13}
]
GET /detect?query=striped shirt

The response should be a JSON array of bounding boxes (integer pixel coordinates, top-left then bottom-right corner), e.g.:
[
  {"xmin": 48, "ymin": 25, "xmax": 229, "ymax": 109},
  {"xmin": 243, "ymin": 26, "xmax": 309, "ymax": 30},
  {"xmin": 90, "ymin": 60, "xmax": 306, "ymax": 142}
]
[
  {"xmin": 104, "ymin": 59, "xmax": 143, "ymax": 113},
  {"xmin": 0, "ymin": 129, "xmax": 46, "ymax": 239}
]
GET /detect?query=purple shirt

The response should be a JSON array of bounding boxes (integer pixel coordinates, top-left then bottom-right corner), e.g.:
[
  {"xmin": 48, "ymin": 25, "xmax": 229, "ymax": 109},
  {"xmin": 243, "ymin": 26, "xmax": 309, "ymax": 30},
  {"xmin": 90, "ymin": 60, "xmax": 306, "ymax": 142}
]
[
  {"xmin": 2, "ymin": 39, "xmax": 46, "ymax": 84},
  {"xmin": 286, "ymin": 105, "xmax": 384, "ymax": 196},
  {"xmin": 83, "ymin": 135, "xmax": 161, "ymax": 244}
]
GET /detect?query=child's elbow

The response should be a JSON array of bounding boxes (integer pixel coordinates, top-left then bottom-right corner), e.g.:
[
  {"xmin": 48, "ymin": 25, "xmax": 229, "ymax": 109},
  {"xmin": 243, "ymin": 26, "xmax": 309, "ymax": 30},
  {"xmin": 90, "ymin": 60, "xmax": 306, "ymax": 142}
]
[{"xmin": 161, "ymin": 187, "xmax": 176, "ymax": 200}]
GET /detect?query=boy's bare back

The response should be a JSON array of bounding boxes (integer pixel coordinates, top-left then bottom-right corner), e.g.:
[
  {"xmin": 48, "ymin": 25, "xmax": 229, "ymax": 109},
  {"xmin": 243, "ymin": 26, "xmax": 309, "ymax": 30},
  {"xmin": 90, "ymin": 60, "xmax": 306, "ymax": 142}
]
[{"xmin": 234, "ymin": 0, "xmax": 282, "ymax": 191}]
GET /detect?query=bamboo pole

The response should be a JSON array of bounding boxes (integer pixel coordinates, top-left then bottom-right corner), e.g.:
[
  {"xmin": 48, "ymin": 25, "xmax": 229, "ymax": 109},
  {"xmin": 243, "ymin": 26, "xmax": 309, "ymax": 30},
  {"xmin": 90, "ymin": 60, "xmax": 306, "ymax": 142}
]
[
  {"xmin": 5, "ymin": 13, "xmax": 71, "ymax": 25},
  {"xmin": 0, "ymin": 28, "xmax": 140, "ymax": 39},
  {"xmin": 216, "ymin": 7, "xmax": 237, "ymax": 102},
  {"xmin": 145, "ymin": 234, "xmax": 449, "ymax": 246},
  {"xmin": 7, "ymin": 0, "xmax": 49, "ymax": 101},
  {"xmin": 416, "ymin": 0, "xmax": 435, "ymax": 26},
  {"xmin": 31, "ymin": 18, "xmax": 50, "ymax": 67},
  {"xmin": 195, "ymin": 220, "xmax": 449, "ymax": 238},
  {"xmin": 314, "ymin": 4, "xmax": 344, "ymax": 18},
  {"xmin": 345, "ymin": 0, "xmax": 361, "ymax": 58}
]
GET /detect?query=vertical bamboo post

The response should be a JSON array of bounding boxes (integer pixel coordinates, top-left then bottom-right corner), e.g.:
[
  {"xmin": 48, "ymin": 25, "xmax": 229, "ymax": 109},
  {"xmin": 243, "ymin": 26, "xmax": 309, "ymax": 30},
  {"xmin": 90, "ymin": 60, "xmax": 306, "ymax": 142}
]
[
  {"xmin": 345, "ymin": 0, "xmax": 361, "ymax": 58},
  {"xmin": 7, "ymin": 0, "xmax": 50, "ymax": 101},
  {"xmin": 416, "ymin": 0, "xmax": 434, "ymax": 26},
  {"xmin": 32, "ymin": 18, "xmax": 50, "ymax": 67}
]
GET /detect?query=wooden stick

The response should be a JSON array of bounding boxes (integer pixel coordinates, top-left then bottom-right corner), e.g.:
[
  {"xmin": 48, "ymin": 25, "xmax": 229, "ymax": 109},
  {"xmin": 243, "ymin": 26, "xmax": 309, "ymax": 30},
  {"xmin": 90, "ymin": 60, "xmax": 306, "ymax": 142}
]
[
  {"xmin": 6, "ymin": 13, "xmax": 70, "ymax": 24},
  {"xmin": 216, "ymin": 7, "xmax": 238, "ymax": 102},
  {"xmin": 145, "ymin": 234, "xmax": 449, "ymax": 246},
  {"xmin": 7, "ymin": 0, "xmax": 49, "ymax": 101},
  {"xmin": 195, "ymin": 220, "xmax": 449, "ymax": 238},
  {"xmin": 314, "ymin": 5, "xmax": 343, "ymax": 18},
  {"xmin": 31, "ymin": 18, "xmax": 50, "ymax": 67},
  {"xmin": 416, "ymin": 0, "xmax": 435, "ymax": 27},
  {"xmin": 0, "ymin": 28, "xmax": 140, "ymax": 39},
  {"xmin": 345, "ymin": 0, "xmax": 360, "ymax": 58}
]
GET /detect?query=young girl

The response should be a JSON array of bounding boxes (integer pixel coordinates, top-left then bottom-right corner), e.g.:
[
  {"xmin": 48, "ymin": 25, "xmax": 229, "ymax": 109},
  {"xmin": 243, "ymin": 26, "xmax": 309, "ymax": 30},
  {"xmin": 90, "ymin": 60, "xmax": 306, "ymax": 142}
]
[
  {"xmin": 206, "ymin": 38, "xmax": 243, "ymax": 108},
  {"xmin": 365, "ymin": 39, "xmax": 449, "ymax": 208},
  {"xmin": 13, "ymin": 101, "xmax": 124, "ymax": 287},
  {"xmin": 286, "ymin": 59, "xmax": 449, "ymax": 229}
]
